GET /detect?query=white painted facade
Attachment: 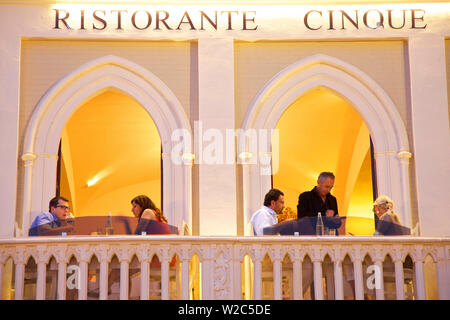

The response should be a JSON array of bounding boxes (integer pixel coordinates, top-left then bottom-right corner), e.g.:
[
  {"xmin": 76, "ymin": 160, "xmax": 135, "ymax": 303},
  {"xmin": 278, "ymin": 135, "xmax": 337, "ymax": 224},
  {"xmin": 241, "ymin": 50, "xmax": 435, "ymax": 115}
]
[{"xmin": 0, "ymin": 0, "xmax": 449, "ymax": 239}]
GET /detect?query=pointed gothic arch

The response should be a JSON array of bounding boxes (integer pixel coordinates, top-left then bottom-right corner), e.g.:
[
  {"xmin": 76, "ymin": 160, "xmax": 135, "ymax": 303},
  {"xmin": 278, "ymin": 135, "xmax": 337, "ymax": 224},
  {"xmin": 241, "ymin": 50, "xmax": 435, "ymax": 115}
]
[
  {"xmin": 21, "ymin": 55, "xmax": 192, "ymax": 234},
  {"xmin": 241, "ymin": 54, "xmax": 412, "ymax": 234}
]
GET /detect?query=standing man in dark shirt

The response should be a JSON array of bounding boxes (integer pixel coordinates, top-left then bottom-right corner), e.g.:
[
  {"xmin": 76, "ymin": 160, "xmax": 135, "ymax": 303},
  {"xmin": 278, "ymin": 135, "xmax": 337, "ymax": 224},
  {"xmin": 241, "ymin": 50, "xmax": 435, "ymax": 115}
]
[
  {"xmin": 297, "ymin": 172, "xmax": 340, "ymax": 299},
  {"xmin": 297, "ymin": 172, "xmax": 339, "ymax": 219}
]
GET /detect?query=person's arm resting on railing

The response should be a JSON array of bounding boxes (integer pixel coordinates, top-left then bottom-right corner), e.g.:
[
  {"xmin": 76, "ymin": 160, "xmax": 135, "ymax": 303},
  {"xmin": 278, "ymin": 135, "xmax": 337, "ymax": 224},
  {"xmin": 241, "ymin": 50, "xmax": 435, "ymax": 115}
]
[{"xmin": 35, "ymin": 221, "xmax": 74, "ymax": 236}]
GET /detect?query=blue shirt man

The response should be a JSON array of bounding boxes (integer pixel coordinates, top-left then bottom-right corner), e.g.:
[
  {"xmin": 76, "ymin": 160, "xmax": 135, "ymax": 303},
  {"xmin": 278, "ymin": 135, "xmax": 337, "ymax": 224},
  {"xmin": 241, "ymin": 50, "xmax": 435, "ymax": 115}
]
[{"xmin": 28, "ymin": 196, "xmax": 74, "ymax": 236}]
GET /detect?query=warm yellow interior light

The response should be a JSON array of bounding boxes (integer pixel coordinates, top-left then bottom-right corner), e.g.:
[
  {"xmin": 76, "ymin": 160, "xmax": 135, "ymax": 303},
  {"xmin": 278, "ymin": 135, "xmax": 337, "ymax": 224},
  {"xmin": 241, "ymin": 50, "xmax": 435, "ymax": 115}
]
[{"xmin": 87, "ymin": 175, "xmax": 100, "ymax": 187}]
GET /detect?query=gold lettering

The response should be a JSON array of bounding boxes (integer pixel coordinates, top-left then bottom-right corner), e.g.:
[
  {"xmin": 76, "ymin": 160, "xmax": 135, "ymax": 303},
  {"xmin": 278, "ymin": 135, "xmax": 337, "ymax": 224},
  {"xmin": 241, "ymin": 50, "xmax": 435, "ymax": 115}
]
[
  {"xmin": 156, "ymin": 10, "xmax": 172, "ymax": 30},
  {"xmin": 411, "ymin": 9, "xmax": 427, "ymax": 29},
  {"xmin": 131, "ymin": 10, "xmax": 152, "ymax": 30},
  {"xmin": 363, "ymin": 9, "xmax": 384, "ymax": 29},
  {"xmin": 200, "ymin": 11, "xmax": 217, "ymax": 30},
  {"xmin": 304, "ymin": 10, "xmax": 322, "ymax": 30},
  {"xmin": 221, "ymin": 11, "xmax": 239, "ymax": 30},
  {"xmin": 340, "ymin": 10, "xmax": 359, "ymax": 29},
  {"xmin": 242, "ymin": 11, "xmax": 258, "ymax": 30},
  {"xmin": 327, "ymin": 10, "xmax": 335, "ymax": 30},
  {"xmin": 111, "ymin": 10, "xmax": 128, "ymax": 30},
  {"xmin": 93, "ymin": 10, "xmax": 107, "ymax": 30},
  {"xmin": 53, "ymin": 9, "xmax": 71, "ymax": 29},
  {"xmin": 387, "ymin": 10, "xmax": 406, "ymax": 29},
  {"xmin": 176, "ymin": 11, "xmax": 196, "ymax": 30}
]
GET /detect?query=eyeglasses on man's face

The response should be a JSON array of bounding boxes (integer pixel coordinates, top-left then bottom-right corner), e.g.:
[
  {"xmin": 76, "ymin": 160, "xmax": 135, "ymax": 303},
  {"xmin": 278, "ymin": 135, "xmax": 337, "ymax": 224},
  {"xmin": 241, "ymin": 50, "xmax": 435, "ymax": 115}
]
[{"xmin": 56, "ymin": 205, "xmax": 70, "ymax": 210}]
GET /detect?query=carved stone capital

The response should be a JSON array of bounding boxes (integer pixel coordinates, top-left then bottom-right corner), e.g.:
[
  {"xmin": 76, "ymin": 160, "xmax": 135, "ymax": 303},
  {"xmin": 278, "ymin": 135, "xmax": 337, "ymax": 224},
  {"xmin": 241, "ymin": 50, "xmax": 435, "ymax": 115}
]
[
  {"xmin": 397, "ymin": 150, "xmax": 412, "ymax": 165},
  {"xmin": 21, "ymin": 152, "xmax": 37, "ymax": 167}
]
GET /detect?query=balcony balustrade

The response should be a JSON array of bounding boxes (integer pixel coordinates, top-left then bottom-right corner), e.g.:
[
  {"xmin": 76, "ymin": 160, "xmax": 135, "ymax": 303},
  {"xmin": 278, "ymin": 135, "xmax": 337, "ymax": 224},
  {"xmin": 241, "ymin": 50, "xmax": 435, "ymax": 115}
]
[{"xmin": 0, "ymin": 236, "xmax": 448, "ymax": 300}]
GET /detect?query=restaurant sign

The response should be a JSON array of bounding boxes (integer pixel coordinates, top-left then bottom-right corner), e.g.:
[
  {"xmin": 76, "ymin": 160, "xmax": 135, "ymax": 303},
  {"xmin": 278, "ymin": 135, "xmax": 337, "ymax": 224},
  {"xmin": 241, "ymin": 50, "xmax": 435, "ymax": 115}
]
[{"xmin": 52, "ymin": 8, "xmax": 427, "ymax": 32}]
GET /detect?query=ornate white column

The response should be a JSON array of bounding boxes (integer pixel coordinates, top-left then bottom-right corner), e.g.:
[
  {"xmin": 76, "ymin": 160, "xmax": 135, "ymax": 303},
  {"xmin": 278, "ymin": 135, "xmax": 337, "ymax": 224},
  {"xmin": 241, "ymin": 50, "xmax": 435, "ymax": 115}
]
[
  {"xmin": 21, "ymin": 152, "xmax": 37, "ymax": 236},
  {"xmin": 374, "ymin": 151, "xmax": 412, "ymax": 229},
  {"xmin": 23, "ymin": 153, "xmax": 58, "ymax": 236},
  {"xmin": 397, "ymin": 151, "xmax": 413, "ymax": 229}
]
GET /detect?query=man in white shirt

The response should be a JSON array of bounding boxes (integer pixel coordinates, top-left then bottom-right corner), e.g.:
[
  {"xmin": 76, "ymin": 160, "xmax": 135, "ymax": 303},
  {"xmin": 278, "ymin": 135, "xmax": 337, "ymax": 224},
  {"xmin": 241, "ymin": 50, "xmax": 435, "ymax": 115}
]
[{"xmin": 250, "ymin": 189, "xmax": 285, "ymax": 236}]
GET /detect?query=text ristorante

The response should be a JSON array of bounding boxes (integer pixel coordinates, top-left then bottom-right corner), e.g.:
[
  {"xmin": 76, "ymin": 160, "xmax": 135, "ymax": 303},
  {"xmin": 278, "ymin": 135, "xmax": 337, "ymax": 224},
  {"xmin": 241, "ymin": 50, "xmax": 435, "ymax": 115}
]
[{"xmin": 53, "ymin": 9, "xmax": 258, "ymax": 31}]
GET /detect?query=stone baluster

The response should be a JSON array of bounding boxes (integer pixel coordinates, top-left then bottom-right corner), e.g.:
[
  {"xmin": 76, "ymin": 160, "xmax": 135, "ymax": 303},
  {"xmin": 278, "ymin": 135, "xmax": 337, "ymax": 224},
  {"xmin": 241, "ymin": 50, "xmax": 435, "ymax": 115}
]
[
  {"xmin": 413, "ymin": 246, "xmax": 426, "ymax": 300},
  {"xmin": 333, "ymin": 248, "xmax": 345, "ymax": 300},
  {"xmin": 95, "ymin": 245, "xmax": 110, "ymax": 301},
  {"xmin": 391, "ymin": 246, "xmax": 405, "ymax": 300},
  {"xmin": 252, "ymin": 247, "xmax": 263, "ymax": 300},
  {"xmin": 291, "ymin": 248, "xmax": 303, "ymax": 300},
  {"xmin": 76, "ymin": 245, "xmax": 91, "ymax": 300},
  {"xmin": 233, "ymin": 246, "xmax": 243, "ymax": 299},
  {"xmin": 373, "ymin": 247, "xmax": 385, "ymax": 300},
  {"xmin": 311, "ymin": 245, "xmax": 323, "ymax": 300},
  {"xmin": 36, "ymin": 246, "xmax": 49, "ymax": 300},
  {"xmin": 116, "ymin": 246, "xmax": 132, "ymax": 300},
  {"xmin": 394, "ymin": 259, "xmax": 405, "ymax": 300},
  {"xmin": 136, "ymin": 244, "xmax": 150, "ymax": 300},
  {"xmin": 201, "ymin": 246, "xmax": 213, "ymax": 300},
  {"xmin": 55, "ymin": 245, "xmax": 68, "ymax": 300},
  {"xmin": 351, "ymin": 246, "xmax": 364, "ymax": 300},
  {"xmin": 159, "ymin": 245, "xmax": 170, "ymax": 300},
  {"xmin": 271, "ymin": 246, "xmax": 282, "ymax": 300},
  {"xmin": 180, "ymin": 245, "xmax": 191, "ymax": 300},
  {"xmin": 13, "ymin": 248, "xmax": 26, "ymax": 300}
]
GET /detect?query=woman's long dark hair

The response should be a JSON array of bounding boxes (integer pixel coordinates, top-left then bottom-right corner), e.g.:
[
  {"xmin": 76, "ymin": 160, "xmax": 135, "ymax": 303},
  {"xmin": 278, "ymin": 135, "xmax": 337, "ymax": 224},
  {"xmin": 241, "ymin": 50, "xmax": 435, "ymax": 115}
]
[{"xmin": 131, "ymin": 195, "xmax": 167, "ymax": 223}]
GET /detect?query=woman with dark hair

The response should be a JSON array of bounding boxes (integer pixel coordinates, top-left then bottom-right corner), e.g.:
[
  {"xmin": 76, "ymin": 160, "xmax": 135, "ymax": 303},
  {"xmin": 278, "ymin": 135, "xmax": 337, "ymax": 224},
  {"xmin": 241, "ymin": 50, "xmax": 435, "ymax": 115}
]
[
  {"xmin": 131, "ymin": 195, "xmax": 169, "ymax": 235},
  {"xmin": 131, "ymin": 194, "xmax": 167, "ymax": 222}
]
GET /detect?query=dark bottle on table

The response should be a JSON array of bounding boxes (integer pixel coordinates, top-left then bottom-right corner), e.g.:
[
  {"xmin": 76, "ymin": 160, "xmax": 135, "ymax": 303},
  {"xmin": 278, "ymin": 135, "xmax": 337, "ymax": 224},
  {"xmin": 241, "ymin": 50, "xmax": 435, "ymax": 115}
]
[{"xmin": 105, "ymin": 212, "xmax": 114, "ymax": 235}]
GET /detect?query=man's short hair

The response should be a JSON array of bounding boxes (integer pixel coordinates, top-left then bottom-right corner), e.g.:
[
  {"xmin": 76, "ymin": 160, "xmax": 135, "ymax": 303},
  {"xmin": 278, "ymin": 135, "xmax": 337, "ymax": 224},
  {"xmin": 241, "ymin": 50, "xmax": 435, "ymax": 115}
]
[
  {"xmin": 263, "ymin": 189, "xmax": 284, "ymax": 207},
  {"xmin": 49, "ymin": 196, "xmax": 69, "ymax": 212},
  {"xmin": 318, "ymin": 172, "xmax": 335, "ymax": 182}
]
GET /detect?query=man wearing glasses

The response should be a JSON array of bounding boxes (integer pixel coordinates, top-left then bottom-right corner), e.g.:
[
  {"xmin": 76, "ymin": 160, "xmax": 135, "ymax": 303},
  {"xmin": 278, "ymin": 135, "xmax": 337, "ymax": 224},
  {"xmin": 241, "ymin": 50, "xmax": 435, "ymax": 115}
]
[{"xmin": 28, "ymin": 196, "xmax": 75, "ymax": 236}]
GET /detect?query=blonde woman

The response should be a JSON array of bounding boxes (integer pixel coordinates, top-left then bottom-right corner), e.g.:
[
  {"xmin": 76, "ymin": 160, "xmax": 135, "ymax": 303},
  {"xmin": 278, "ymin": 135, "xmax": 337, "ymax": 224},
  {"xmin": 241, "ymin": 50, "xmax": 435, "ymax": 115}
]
[{"xmin": 373, "ymin": 195, "xmax": 401, "ymax": 236}]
